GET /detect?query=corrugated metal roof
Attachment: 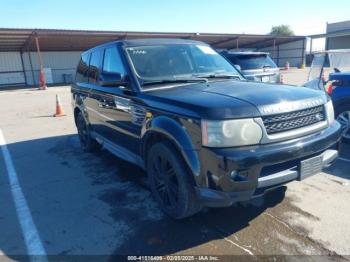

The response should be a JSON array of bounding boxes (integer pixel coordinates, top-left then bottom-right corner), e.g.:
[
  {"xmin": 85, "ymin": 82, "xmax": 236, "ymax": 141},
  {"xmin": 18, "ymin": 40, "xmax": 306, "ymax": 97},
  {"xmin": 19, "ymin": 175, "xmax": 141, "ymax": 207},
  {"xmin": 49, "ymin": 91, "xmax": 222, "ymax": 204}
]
[
  {"xmin": 0, "ymin": 28, "xmax": 306, "ymax": 52},
  {"xmin": 309, "ymin": 28, "xmax": 350, "ymax": 39}
]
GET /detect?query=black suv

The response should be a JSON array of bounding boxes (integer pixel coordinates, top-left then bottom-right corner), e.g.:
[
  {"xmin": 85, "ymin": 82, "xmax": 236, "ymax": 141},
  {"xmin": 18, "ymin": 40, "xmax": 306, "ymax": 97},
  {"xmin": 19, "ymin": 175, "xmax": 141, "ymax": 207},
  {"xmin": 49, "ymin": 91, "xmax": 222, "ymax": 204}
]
[{"xmin": 72, "ymin": 39, "xmax": 342, "ymax": 219}]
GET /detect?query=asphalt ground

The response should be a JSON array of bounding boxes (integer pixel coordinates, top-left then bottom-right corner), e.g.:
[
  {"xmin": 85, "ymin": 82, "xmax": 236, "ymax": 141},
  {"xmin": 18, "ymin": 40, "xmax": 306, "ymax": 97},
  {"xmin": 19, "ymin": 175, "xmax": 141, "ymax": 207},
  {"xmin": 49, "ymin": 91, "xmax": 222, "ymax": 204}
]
[{"xmin": 0, "ymin": 80, "xmax": 349, "ymax": 261}]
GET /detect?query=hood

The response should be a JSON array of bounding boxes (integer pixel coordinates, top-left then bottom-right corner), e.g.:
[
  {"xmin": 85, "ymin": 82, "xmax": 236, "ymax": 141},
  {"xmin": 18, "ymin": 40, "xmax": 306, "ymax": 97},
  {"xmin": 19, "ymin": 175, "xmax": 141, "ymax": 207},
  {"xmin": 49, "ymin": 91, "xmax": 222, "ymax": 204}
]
[
  {"xmin": 144, "ymin": 80, "xmax": 327, "ymax": 119},
  {"xmin": 198, "ymin": 80, "xmax": 327, "ymax": 114}
]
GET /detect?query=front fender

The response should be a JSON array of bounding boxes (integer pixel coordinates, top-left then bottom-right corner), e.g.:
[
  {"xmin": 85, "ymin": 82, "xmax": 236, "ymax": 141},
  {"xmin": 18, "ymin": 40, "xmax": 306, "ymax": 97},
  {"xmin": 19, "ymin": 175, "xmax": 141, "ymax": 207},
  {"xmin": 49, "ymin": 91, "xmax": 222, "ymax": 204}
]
[
  {"xmin": 142, "ymin": 116, "xmax": 201, "ymax": 177},
  {"xmin": 333, "ymin": 97, "xmax": 350, "ymax": 115}
]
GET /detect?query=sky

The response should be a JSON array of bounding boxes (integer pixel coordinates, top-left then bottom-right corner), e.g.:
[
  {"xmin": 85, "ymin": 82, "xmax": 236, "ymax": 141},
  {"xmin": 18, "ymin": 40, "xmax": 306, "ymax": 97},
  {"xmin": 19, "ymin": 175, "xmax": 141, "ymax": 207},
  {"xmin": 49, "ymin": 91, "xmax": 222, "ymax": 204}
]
[{"xmin": 1, "ymin": 0, "xmax": 349, "ymax": 50}]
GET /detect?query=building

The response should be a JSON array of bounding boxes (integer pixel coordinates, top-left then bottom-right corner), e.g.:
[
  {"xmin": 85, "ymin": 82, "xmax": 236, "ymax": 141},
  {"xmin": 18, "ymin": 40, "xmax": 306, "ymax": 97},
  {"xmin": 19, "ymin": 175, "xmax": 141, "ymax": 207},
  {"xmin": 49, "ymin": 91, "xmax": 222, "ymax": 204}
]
[
  {"xmin": 0, "ymin": 28, "xmax": 307, "ymax": 87},
  {"xmin": 326, "ymin": 20, "xmax": 350, "ymax": 50},
  {"xmin": 309, "ymin": 20, "xmax": 350, "ymax": 53}
]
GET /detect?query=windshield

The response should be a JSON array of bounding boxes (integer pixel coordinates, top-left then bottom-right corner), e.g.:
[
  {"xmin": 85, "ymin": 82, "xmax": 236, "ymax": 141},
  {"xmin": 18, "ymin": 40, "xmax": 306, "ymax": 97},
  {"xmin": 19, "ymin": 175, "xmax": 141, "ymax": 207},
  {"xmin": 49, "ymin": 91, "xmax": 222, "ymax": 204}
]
[
  {"xmin": 226, "ymin": 54, "xmax": 277, "ymax": 70},
  {"xmin": 304, "ymin": 51, "xmax": 350, "ymax": 91},
  {"xmin": 126, "ymin": 44, "xmax": 242, "ymax": 86},
  {"xmin": 307, "ymin": 51, "xmax": 350, "ymax": 82},
  {"xmin": 328, "ymin": 51, "xmax": 350, "ymax": 71},
  {"xmin": 307, "ymin": 53, "xmax": 326, "ymax": 82}
]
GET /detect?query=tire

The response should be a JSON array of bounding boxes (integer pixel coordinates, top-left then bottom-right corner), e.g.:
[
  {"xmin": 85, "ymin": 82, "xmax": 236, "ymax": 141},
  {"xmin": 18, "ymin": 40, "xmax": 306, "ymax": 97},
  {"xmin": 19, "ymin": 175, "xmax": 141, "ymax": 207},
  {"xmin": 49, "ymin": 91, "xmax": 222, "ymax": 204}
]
[
  {"xmin": 335, "ymin": 103, "xmax": 350, "ymax": 144},
  {"xmin": 147, "ymin": 141, "xmax": 201, "ymax": 219},
  {"xmin": 76, "ymin": 111, "xmax": 101, "ymax": 152}
]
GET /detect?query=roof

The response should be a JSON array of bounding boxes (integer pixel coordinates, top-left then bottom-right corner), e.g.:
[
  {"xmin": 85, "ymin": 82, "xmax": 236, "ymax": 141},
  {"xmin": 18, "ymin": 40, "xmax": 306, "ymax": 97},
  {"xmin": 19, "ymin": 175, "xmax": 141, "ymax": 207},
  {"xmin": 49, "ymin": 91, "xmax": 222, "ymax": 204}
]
[
  {"xmin": 309, "ymin": 29, "xmax": 350, "ymax": 39},
  {"xmin": 312, "ymin": 49, "xmax": 350, "ymax": 54},
  {"xmin": 123, "ymin": 38, "xmax": 205, "ymax": 46},
  {"xmin": 327, "ymin": 20, "xmax": 350, "ymax": 33},
  {"xmin": 0, "ymin": 28, "xmax": 306, "ymax": 52},
  {"xmin": 220, "ymin": 51, "xmax": 269, "ymax": 55},
  {"xmin": 84, "ymin": 38, "xmax": 209, "ymax": 54}
]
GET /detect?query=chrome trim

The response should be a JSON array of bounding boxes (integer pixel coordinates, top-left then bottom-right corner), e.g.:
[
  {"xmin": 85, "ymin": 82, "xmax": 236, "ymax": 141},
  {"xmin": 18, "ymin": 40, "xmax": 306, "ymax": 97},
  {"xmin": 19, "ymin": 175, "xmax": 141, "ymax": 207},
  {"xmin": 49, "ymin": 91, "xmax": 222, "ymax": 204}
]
[
  {"xmin": 258, "ymin": 96, "xmax": 326, "ymax": 115},
  {"xmin": 142, "ymin": 83, "xmax": 194, "ymax": 92},
  {"xmin": 322, "ymin": 149, "xmax": 338, "ymax": 167},
  {"xmin": 254, "ymin": 117, "xmax": 328, "ymax": 144},
  {"xmin": 258, "ymin": 169, "xmax": 298, "ymax": 188},
  {"xmin": 257, "ymin": 149, "xmax": 338, "ymax": 188},
  {"xmin": 131, "ymin": 105, "xmax": 146, "ymax": 125},
  {"xmin": 92, "ymin": 131, "xmax": 145, "ymax": 169},
  {"xmin": 86, "ymin": 106, "xmax": 115, "ymax": 121}
]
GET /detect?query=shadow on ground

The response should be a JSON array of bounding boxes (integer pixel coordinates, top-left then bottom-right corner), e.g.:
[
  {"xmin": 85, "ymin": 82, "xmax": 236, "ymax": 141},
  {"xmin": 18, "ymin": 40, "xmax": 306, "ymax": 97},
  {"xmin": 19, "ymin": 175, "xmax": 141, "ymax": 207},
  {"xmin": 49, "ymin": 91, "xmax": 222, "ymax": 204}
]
[
  {"xmin": 61, "ymin": 135, "xmax": 288, "ymax": 255},
  {"xmin": 324, "ymin": 143, "xmax": 350, "ymax": 180},
  {"xmin": 0, "ymin": 133, "xmax": 310, "ymax": 257},
  {"xmin": 95, "ymin": 148, "xmax": 288, "ymax": 255}
]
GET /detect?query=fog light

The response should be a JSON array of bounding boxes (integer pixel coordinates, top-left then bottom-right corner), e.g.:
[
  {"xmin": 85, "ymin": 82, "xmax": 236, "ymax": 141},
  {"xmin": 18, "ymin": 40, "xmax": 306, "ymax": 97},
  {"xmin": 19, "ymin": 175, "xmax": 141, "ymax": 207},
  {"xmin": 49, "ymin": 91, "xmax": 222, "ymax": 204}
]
[
  {"xmin": 231, "ymin": 170, "xmax": 249, "ymax": 182},
  {"xmin": 230, "ymin": 170, "xmax": 238, "ymax": 179}
]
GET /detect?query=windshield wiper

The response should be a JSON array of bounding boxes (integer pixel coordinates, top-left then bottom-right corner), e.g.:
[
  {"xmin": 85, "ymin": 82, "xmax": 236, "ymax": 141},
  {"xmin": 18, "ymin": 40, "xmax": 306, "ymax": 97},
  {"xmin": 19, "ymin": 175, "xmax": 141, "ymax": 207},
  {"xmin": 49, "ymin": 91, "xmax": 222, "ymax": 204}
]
[
  {"xmin": 193, "ymin": 73, "xmax": 241, "ymax": 80},
  {"xmin": 142, "ymin": 78, "xmax": 208, "ymax": 86}
]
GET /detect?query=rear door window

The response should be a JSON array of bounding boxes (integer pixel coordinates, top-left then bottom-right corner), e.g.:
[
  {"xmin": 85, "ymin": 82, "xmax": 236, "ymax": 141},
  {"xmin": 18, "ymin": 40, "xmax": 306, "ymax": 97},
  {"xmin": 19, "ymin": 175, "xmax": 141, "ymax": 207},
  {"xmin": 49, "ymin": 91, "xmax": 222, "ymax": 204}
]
[
  {"xmin": 89, "ymin": 50, "xmax": 103, "ymax": 84},
  {"xmin": 76, "ymin": 53, "xmax": 90, "ymax": 83}
]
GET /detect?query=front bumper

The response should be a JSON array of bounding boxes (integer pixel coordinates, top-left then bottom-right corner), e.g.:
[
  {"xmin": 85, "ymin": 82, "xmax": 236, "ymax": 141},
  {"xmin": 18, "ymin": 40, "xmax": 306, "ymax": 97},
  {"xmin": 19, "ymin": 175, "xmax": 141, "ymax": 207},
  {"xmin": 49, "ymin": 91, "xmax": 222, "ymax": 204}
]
[{"xmin": 196, "ymin": 121, "xmax": 342, "ymax": 207}]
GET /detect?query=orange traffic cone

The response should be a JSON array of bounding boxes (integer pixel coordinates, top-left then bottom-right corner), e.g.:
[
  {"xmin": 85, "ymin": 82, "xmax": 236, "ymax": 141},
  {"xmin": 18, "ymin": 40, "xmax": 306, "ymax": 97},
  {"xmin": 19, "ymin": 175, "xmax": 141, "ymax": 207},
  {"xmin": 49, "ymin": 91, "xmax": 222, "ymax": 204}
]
[
  {"xmin": 279, "ymin": 74, "xmax": 284, "ymax": 84},
  {"xmin": 54, "ymin": 94, "xmax": 66, "ymax": 117},
  {"xmin": 284, "ymin": 61, "xmax": 290, "ymax": 70},
  {"xmin": 39, "ymin": 68, "xmax": 47, "ymax": 90}
]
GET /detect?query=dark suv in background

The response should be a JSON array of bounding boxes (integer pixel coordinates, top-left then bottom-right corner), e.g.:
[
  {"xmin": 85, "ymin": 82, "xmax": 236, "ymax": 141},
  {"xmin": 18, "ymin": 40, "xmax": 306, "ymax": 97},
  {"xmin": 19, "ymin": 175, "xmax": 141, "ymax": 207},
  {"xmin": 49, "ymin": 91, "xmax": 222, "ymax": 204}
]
[
  {"xmin": 221, "ymin": 51, "xmax": 281, "ymax": 83},
  {"xmin": 72, "ymin": 39, "xmax": 341, "ymax": 219}
]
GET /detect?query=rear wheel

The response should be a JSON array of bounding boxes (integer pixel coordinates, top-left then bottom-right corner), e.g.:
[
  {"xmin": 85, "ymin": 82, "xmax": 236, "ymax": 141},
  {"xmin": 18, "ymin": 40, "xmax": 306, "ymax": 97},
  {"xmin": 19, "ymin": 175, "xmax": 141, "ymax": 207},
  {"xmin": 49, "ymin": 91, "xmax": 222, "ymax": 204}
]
[
  {"xmin": 76, "ymin": 111, "xmax": 101, "ymax": 152},
  {"xmin": 147, "ymin": 141, "xmax": 200, "ymax": 219},
  {"xmin": 336, "ymin": 104, "xmax": 350, "ymax": 144}
]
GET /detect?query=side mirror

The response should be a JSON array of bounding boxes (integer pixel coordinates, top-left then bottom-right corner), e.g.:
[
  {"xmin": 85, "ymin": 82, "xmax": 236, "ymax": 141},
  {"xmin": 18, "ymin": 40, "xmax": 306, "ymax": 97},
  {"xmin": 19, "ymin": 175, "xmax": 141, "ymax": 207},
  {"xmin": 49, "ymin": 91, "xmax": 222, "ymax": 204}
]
[
  {"xmin": 234, "ymin": 64, "xmax": 242, "ymax": 71},
  {"xmin": 100, "ymin": 72, "xmax": 128, "ymax": 87}
]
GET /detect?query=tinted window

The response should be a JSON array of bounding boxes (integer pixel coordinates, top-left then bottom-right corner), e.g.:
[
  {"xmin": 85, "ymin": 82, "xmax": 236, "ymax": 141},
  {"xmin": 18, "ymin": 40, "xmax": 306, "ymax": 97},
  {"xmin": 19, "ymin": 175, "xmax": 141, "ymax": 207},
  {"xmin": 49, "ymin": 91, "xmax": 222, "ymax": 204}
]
[
  {"xmin": 226, "ymin": 54, "xmax": 277, "ymax": 70},
  {"xmin": 89, "ymin": 50, "xmax": 102, "ymax": 84},
  {"xmin": 76, "ymin": 53, "xmax": 90, "ymax": 83},
  {"xmin": 191, "ymin": 46, "xmax": 233, "ymax": 73},
  {"xmin": 126, "ymin": 44, "xmax": 240, "ymax": 83},
  {"xmin": 103, "ymin": 47, "xmax": 126, "ymax": 75}
]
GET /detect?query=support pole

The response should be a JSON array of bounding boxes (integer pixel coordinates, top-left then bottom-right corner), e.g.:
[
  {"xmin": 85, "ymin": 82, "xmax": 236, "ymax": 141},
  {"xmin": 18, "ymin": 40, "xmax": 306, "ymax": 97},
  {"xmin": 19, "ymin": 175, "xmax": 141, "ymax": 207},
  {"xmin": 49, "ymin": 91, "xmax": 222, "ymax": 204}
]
[
  {"xmin": 273, "ymin": 39, "xmax": 276, "ymax": 60},
  {"xmin": 236, "ymin": 38, "xmax": 239, "ymax": 50},
  {"xmin": 35, "ymin": 35, "xmax": 47, "ymax": 90},
  {"xmin": 309, "ymin": 38, "xmax": 313, "ymax": 67},
  {"xmin": 19, "ymin": 51, "xmax": 27, "ymax": 86},
  {"xmin": 309, "ymin": 38, "xmax": 313, "ymax": 54},
  {"xmin": 301, "ymin": 38, "xmax": 306, "ymax": 68},
  {"xmin": 28, "ymin": 52, "xmax": 35, "ymax": 86}
]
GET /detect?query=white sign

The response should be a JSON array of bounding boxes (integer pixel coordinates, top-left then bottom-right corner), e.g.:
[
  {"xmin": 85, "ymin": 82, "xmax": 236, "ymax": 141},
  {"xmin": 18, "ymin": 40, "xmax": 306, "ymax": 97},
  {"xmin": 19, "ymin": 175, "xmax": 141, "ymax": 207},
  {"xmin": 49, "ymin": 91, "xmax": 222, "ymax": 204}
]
[{"xmin": 197, "ymin": 45, "xmax": 217, "ymax": 55}]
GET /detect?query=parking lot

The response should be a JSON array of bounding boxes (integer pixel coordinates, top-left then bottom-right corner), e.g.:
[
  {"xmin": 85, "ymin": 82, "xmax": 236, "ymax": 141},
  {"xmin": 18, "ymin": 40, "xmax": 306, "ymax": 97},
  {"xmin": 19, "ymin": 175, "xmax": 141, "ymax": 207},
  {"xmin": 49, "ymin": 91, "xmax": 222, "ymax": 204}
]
[{"xmin": 0, "ymin": 73, "xmax": 350, "ymax": 260}]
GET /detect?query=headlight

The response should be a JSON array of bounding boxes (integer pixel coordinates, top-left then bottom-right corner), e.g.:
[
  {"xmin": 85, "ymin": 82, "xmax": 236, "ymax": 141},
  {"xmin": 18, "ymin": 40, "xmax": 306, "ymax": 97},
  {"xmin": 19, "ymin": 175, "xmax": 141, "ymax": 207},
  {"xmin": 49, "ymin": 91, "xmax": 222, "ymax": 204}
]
[
  {"xmin": 325, "ymin": 100, "xmax": 335, "ymax": 125},
  {"xmin": 201, "ymin": 119, "xmax": 263, "ymax": 147}
]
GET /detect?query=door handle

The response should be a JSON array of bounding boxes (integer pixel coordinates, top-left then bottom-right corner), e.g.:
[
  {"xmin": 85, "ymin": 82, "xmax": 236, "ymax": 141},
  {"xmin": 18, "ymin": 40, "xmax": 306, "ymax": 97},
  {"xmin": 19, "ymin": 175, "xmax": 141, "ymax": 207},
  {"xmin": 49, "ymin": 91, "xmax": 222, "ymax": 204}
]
[{"xmin": 98, "ymin": 99, "xmax": 109, "ymax": 108}]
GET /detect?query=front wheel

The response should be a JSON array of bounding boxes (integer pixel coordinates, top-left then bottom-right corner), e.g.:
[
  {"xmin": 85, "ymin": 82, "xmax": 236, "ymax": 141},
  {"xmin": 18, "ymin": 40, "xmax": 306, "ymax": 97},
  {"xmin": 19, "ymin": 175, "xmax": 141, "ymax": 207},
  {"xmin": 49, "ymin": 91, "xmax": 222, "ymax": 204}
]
[
  {"xmin": 76, "ymin": 111, "xmax": 101, "ymax": 152},
  {"xmin": 147, "ymin": 141, "xmax": 201, "ymax": 219},
  {"xmin": 336, "ymin": 104, "xmax": 350, "ymax": 144}
]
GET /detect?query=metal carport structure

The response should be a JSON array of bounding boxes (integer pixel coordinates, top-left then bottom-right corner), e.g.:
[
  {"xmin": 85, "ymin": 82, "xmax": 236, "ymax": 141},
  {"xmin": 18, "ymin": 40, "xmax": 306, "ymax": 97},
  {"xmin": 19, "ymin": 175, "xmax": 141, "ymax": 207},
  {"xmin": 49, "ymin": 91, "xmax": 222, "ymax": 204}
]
[{"xmin": 0, "ymin": 28, "xmax": 306, "ymax": 86}]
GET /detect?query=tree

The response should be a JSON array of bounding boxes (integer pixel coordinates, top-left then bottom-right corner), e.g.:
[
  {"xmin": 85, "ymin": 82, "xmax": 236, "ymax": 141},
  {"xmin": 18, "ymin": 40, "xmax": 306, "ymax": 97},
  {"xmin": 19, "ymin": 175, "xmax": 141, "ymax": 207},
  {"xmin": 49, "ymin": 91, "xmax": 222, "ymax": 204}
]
[{"xmin": 269, "ymin": 25, "xmax": 295, "ymax": 36}]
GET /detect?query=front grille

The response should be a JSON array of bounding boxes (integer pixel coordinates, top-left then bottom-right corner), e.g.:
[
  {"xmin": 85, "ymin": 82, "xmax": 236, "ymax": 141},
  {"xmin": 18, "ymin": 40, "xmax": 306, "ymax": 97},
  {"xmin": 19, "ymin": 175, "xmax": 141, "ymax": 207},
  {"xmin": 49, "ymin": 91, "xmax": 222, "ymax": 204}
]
[{"xmin": 262, "ymin": 105, "xmax": 325, "ymax": 135}]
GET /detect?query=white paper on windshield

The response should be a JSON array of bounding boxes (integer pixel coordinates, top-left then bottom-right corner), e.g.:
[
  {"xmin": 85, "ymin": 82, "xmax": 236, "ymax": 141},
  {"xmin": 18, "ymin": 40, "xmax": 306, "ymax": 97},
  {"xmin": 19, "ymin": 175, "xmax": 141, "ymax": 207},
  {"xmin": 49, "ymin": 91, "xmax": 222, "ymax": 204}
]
[{"xmin": 197, "ymin": 45, "xmax": 216, "ymax": 55}]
